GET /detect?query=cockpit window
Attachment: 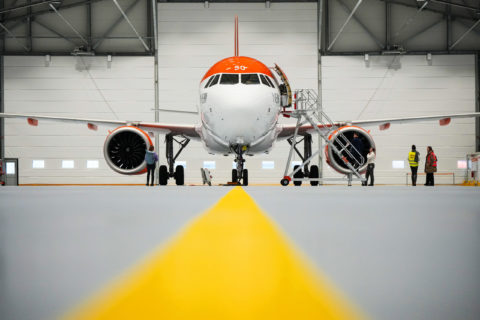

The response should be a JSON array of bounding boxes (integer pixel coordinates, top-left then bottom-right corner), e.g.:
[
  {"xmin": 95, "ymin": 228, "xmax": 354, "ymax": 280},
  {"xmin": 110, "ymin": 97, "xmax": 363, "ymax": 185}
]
[
  {"xmin": 220, "ymin": 74, "xmax": 239, "ymax": 85},
  {"xmin": 259, "ymin": 74, "xmax": 272, "ymax": 87},
  {"xmin": 265, "ymin": 76, "xmax": 275, "ymax": 88},
  {"xmin": 241, "ymin": 74, "xmax": 260, "ymax": 85},
  {"xmin": 208, "ymin": 74, "xmax": 220, "ymax": 87},
  {"xmin": 204, "ymin": 76, "xmax": 214, "ymax": 88}
]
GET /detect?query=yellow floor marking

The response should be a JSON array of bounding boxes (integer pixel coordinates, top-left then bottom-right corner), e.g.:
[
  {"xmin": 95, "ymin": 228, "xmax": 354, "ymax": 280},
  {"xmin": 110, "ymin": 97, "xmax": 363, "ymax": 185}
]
[{"xmin": 64, "ymin": 186, "xmax": 365, "ymax": 320}]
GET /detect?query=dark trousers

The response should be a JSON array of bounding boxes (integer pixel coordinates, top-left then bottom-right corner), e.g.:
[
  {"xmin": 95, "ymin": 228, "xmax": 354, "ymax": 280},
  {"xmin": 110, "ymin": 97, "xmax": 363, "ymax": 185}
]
[
  {"xmin": 364, "ymin": 163, "xmax": 374, "ymax": 186},
  {"xmin": 410, "ymin": 166, "xmax": 418, "ymax": 186},
  {"xmin": 146, "ymin": 164, "xmax": 155, "ymax": 185},
  {"xmin": 426, "ymin": 172, "xmax": 434, "ymax": 186}
]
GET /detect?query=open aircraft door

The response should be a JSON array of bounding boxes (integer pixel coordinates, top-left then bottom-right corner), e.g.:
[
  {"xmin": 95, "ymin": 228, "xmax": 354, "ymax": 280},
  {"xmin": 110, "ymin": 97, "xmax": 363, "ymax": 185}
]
[{"xmin": 272, "ymin": 64, "xmax": 292, "ymax": 109}]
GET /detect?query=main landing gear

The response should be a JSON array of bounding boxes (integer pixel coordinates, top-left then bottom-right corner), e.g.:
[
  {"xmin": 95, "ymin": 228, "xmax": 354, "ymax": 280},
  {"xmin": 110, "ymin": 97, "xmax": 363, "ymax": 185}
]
[
  {"xmin": 158, "ymin": 133, "xmax": 190, "ymax": 186},
  {"xmin": 231, "ymin": 145, "xmax": 249, "ymax": 186},
  {"xmin": 281, "ymin": 133, "xmax": 319, "ymax": 187}
]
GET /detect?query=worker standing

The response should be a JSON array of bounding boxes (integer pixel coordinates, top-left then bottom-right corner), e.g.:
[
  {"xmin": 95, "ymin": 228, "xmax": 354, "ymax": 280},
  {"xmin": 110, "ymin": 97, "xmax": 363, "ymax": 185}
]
[
  {"xmin": 424, "ymin": 146, "xmax": 437, "ymax": 186},
  {"xmin": 349, "ymin": 132, "xmax": 364, "ymax": 168},
  {"xmin": 408, "ymin": 145, "xmax": 420, "ymax": 186},
  {"xmin": 364, "ymin": 147, "xmax": 376, "ymax": 186},
  {"xmin": 145, "ymin": 146, "xmax": 158, "ymax": 186}
]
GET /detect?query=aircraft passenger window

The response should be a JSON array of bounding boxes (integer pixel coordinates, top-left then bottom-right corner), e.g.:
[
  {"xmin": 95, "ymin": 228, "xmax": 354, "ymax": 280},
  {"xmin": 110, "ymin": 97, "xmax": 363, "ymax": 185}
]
[
  {"xmin": 204, "ymin": 76, "xmax": 214, "ymax": 88},
  {"xmin": 220, "ymin": 74, "xmax": 239, "ymax": 85},
  {"xmin": 241, "ymin": 74, "xmax": 260, "ymax": 85},
  {"xmin": 209, "ymin": 74, "xmax": 220, "ymax": 87},
  {"xmin": 265, "ymin": 76, "xmax": 275, "ymax": 88},
  {"xmin": 259, "ymin": 74, "xmax": 271, "ymax": 87}
]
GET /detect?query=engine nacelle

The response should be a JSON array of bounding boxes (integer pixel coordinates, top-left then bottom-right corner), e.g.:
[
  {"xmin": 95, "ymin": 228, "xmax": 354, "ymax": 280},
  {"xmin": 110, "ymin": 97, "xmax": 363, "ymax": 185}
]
[
  {"xmin": 325, "ymin": 126, "xmax": 375, "ymax": 175},
  {"xmin": 104, "ymin": 126, "xmax": 153, "ymax": 175}
]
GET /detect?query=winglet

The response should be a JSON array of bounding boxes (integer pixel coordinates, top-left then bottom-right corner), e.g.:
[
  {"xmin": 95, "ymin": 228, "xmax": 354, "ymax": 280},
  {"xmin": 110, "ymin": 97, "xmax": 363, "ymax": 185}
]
[
  {"xmin": 27, "ymin": 118, "xmax": 38, "ymax": 126},
  {"xmin": 379, "ymin": 122, "xmax": 390, "ymax": 130},
  {"xmin": 439, "ymin": 117, "xmax": 451, "ymax": 126},
  {"xmin": 234, "ymin": 15, "xmax": 239, "ymax": 56}
]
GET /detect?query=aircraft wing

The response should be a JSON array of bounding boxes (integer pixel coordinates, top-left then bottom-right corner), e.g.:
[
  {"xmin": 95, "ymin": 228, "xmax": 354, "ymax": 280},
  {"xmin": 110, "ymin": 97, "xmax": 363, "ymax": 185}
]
[
  {"xmin": 0, "ymin": 113, "xmax": 201, "ymax": 138},
  {"xmin": 277, "ymin": 112, "xmax": 480, "ymax": 138}
]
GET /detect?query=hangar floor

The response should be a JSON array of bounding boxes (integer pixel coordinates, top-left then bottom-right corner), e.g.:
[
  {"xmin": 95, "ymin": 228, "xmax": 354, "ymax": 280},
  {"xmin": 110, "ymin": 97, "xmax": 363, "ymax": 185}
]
[{"xmin": 0, "ymin": 186, "xmax": 479, "ymax": 320}]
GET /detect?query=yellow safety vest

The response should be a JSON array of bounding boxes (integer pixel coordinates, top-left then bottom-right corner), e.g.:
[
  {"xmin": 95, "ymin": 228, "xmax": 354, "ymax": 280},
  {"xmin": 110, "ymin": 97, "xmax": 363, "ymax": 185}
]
[{"xmin": 408, "ymin": 151, "xmax": 419, "ymax": 167}]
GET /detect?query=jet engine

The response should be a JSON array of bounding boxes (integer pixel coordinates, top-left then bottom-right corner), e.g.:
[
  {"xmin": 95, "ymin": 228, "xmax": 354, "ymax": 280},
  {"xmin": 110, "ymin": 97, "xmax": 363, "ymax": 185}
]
[
  {"xmin": 103, "ymin": 126, "xmax": 153, "ymax": 175},
  {"xmin": 325, "ymin": 126, "xmax": 375, "ymax": 175}
]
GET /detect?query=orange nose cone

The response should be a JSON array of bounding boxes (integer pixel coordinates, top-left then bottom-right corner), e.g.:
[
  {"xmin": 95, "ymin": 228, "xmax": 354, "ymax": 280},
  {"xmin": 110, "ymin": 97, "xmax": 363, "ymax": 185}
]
[{"xmin": 202, "ymin": 56, "xmax": 274, "ymax": 82}]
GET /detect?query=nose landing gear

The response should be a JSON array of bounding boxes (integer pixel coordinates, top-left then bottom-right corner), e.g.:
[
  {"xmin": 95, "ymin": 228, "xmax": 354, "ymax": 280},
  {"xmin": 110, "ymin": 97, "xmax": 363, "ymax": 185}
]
[{"xmin": 232, "ymin": 145, "xmax": 249, "ymax": 186}]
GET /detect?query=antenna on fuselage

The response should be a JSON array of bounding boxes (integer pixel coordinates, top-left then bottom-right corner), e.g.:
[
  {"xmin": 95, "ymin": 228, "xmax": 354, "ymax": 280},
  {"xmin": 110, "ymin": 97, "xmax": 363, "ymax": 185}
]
[{"xmin": 234, "ymin": 15, "xmax": 239, "ymax": 56}]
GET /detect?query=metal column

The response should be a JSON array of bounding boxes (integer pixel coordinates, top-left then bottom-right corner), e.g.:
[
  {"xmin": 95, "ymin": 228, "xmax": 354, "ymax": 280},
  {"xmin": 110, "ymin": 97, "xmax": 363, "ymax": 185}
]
[
  {"xmin": 476, "ymin": 52, "xmax": 480, "ymax": 152},
  {"xmin": 385, "ymin": 1, "xmax": 391, "ymax": 50},
  {"xmin": 0, "ymin": 56, "xmax": 3, "ymax": 161},
  {"xmin": 152, "ymin": 0, "xmax": 160, "ymax": 182},
  {"xmin": 317, "ymin": 0, "xmax": 324, "ymax": 184},
  {"xmin": 0, "ymin": 0, "xmax": 3, "ymax": 162}
]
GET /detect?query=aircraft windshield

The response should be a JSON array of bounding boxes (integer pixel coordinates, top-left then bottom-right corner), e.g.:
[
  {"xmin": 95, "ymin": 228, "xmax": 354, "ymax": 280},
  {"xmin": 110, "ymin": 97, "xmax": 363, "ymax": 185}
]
[
  {"xmin": 220, "ymin": 74, "xmax": 239, "ymax": 85},
  {"xmin": 204, "ymin": 76, "xmax": 215, "ymax": 88},
  {"xmin": 241, "ymin": 74, "xmax": 260, "ymax": 85},
  {"xmin": 265, "ymin": 76, "xmax": 275, "ymax": 88},
  {"xmin": 208, "ymin": 74, "xmax": 220, "ymax": 87},
  {"xmin": 259, "ymin": 74, "xmax": 273, "ymax": 87}
]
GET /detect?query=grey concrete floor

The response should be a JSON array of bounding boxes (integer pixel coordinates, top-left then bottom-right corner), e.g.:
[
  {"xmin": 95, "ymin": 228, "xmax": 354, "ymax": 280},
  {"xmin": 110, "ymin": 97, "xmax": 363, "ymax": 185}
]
[{"xmin": 0, "ymin": 186, "xmax": 479, "ymax": 320}]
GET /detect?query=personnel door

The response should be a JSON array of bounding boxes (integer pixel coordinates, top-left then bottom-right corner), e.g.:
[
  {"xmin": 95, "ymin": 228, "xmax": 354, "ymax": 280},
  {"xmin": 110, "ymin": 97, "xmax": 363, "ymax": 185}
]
[{"xmin": 2, "ymin": 158, "xmax": 18, "ymax": 186}]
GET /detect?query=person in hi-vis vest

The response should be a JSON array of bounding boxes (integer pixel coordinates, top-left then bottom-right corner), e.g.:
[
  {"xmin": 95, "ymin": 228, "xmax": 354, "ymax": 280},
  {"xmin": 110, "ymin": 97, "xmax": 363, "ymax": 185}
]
[
  {"xmin": 424, "ymin": 146, "xmax": 438, "ymax": 186},
  {"xmin": 408, "ymin": 145, "xmax": 420, "ymax": 186}
]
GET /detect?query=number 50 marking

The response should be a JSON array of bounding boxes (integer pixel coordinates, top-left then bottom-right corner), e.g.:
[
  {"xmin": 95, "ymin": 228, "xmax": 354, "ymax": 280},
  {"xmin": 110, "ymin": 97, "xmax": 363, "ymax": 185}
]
[{"xmin": 234, "ymin": 65, "xmax": 248, "ymax": 71}]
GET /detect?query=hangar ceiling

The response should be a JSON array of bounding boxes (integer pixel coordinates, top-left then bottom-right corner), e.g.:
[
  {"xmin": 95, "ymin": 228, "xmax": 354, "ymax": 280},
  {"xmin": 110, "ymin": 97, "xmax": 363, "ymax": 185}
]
[
  {"xmin": 0, "ymin": 0, "xmax": 478, "ymax": 55},
  {"xmin": 0, "ymin": 0, "xmax": 155, "ymax": 55}
]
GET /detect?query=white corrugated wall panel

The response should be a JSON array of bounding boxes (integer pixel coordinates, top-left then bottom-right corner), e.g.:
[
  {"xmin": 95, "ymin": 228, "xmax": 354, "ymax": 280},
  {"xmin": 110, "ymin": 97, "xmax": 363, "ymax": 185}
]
[
  {"xmin": 4, "ymin": 56, "xmax": 154, "ymax": 184},
  {"xmin": 322, "ymin": 55, "xmax": 476, "ymax": 184}
]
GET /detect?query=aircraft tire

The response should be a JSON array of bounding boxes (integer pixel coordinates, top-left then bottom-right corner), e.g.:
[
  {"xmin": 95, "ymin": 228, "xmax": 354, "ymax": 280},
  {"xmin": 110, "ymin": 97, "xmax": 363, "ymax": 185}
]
[
  {"xmin": 242, "ymin": 169, "xmax": 248, "ymax": 186},
  {"xmin": 175, "ymin": 165, "xmax": 184, "ymax": 186},
  {"xmin": 232, "ymin": 169, "xmax": 238, "ymax": 183},
  {"xmin": 293, "ymin": 165, "xmax": 303, "ymax": 186},
  {"xmin": 159, "ymin": 165, "xmax": 168, "ymax": 185},
  {"xmin": 309, "ymin": 165, "xmax": 319, "ymax": 186}
]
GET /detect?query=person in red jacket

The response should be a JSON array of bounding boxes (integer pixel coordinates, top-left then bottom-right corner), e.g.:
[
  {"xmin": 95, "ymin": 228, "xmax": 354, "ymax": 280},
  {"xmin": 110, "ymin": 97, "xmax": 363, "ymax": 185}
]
[{"xmin": 424, "ymin": 146, "xmax": 437, "ymax": 186}]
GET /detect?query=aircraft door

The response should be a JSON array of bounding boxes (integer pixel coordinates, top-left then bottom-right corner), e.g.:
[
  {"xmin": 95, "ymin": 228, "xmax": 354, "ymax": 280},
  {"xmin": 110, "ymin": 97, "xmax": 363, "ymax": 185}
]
[{"xmin": 272, "ymin": 64, "xmax": 292, "ymax": 108}]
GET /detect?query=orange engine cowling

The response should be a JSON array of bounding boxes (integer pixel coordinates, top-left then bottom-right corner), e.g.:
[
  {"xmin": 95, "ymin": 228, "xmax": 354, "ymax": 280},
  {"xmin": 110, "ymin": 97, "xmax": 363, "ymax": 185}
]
[
  {"xmin": 104, "ymin": 126, "xmax": 153, "ymax": 175},
  {"xmin": 324, "ymin": 126, "xmax": 375, "ymax": 175}
]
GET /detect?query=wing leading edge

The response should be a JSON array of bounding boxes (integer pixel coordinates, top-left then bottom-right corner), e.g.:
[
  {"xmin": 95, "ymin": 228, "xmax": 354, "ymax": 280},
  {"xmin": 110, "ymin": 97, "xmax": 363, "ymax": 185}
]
[
  {"xmin": 0, "ymin": 113, "xmax": 200, "ymax": 138},
  {"xmin": 277, "ymin": 112, "xmax": 480, "ymax": 138}
]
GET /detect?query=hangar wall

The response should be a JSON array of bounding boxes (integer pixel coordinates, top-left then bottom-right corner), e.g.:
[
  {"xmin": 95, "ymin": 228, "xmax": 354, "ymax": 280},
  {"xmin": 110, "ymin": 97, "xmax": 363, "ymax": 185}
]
[
  {"xmin": 155, "ymin": 2, "xmax": 318, "ymax": 184},
  {"xmin": 2, "ymin": 2, "xmax": 477, "ymax": 185},
  {"xmin": 4, "ymin": 56, "xmax": 154, "ymax": 184},
  {"xmin": 322, "ymin": 55, "xmax": 476, "ymax": 184}
]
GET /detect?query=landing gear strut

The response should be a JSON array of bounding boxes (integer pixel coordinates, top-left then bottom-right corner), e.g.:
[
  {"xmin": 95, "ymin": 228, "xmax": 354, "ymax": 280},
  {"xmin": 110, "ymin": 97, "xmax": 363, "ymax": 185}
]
[
  {"xmin": 158, "ymin": 133, "xmax": 190, "ymax": 186},
  {"xmin": 283, "ymin": 133, "xmax": 319, "ymax": 186},
  {"xmin": 232, "ymin": 145, "xmax": 248, "ymax": 186}
]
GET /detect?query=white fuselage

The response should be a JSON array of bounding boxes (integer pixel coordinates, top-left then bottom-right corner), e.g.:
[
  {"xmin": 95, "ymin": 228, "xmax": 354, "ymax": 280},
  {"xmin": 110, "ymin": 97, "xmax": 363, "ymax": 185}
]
[{"xmin": 198, "ymin": 73, "xmax": 282, "ymax": 155}]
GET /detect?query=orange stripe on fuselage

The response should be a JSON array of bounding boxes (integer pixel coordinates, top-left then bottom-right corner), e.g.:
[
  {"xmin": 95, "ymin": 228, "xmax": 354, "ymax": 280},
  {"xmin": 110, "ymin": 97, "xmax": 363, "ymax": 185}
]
[{"xmin": 201, "ymin": 56, "xmax": 274, "ymax": 82}]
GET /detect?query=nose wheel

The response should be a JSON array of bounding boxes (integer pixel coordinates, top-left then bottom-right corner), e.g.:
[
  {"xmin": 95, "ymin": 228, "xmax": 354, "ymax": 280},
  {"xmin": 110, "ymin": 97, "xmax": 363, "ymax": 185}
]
[{"xmin": 232, "ymin": 146, "xmax": 248, "ymax": 186}]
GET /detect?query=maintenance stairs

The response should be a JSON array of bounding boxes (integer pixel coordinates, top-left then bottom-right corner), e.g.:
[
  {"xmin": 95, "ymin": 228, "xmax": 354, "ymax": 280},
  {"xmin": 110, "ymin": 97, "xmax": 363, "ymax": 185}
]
[{"xmin": 281, "ymin": 89, "xmax": 366, "ymax": 186}]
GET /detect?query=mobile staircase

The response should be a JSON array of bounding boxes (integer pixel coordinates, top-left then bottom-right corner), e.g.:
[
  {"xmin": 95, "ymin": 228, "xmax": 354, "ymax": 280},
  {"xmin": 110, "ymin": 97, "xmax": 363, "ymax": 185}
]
[{"xmin": 280, "ymin": 89, "xmax": 366, "ymax": 186}]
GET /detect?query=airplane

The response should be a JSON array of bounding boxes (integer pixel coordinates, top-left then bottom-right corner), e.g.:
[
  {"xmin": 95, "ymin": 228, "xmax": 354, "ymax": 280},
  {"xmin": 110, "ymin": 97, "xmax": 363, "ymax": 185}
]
[{"xmin": 1, "ymin": 16, "xmax": 480, "ymax": 186}]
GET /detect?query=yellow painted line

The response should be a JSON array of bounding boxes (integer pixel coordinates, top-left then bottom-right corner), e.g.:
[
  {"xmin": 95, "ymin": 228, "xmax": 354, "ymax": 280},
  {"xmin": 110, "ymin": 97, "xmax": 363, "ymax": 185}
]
[{"xmin": 64, "ymin": 186, "xmax": 365, "ymax": 320}]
